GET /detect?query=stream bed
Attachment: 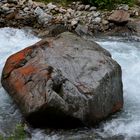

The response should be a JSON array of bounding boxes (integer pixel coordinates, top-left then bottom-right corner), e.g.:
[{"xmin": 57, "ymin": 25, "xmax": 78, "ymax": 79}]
[{"xmin": 0, "ymin": 28, "xmax": 140, "ymax": 140}]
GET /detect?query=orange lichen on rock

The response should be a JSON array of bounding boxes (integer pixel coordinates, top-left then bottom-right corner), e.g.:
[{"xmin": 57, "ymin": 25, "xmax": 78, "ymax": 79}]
[
  {"xmin": 18, "ymin": 65, "xmax": 37, "ymax": 76},
  {"xmin": 2, "ymin": 47, "xmax": 32, "ymax": 78},
  {"xmin": 111, "ymin": 101, "xmax": 123, "ymax": 113},
  {"xmin": 14, "ymin": 78, "xmax": 25, "ymax": 93}
]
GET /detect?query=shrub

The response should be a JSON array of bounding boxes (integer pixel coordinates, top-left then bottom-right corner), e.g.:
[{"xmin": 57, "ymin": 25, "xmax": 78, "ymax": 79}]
[
  {"xmin": 81, "ymin": 0, "xmax": 135, "ymax": 8},
  {"xmin": 36, "ymin": 0, "xmax": 135, "ymax": 8},
  {"xmin": 0, "ymin": 124, "xmax": 26, "ymax": 140}
]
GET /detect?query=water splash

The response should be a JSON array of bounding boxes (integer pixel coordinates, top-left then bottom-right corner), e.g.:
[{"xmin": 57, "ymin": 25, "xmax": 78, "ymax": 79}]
[
  {"xmin": 0, "ymin": 27, "xmax": 40, "ymax": 135},
  {"xmin": 0, "ymin": 27, "xmax": 140, "ymax": 140},
  {"xmin": 95, "ymin": 39, "xmax": 140, "ymax": 140}
]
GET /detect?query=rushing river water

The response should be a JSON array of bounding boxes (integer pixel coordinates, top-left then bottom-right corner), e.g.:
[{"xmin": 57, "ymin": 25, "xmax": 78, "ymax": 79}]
[{"xmin": 0, "ymin": 28, "xmax": 140, "ymax": 140}]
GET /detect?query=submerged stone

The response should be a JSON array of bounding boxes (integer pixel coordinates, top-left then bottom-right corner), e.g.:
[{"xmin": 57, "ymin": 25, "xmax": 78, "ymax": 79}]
[{"xmin": 1, "ymin": 32, "xmax": 123, "ymax": 128}]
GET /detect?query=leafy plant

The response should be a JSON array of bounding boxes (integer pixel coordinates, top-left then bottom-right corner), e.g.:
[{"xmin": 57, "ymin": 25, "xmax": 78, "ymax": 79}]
[
  {"xmin": 0, "ymin": 124, "xmax": 26, "ymax": 140},
  {"xmin": 81, "ymin": 0, "xmax": 135, "ymax": 8}
]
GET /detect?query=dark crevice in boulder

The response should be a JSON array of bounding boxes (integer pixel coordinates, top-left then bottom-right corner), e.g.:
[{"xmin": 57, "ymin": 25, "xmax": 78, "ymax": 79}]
[{"xmin": 26, "ymin": 106, "xmax": 85, "ymax": 129}]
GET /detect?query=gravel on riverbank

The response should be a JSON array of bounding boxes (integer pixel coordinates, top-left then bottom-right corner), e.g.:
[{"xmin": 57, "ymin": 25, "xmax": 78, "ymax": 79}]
[{"xmin": 0, "ymin": 0, "xmax": 140, "ymax": 37}]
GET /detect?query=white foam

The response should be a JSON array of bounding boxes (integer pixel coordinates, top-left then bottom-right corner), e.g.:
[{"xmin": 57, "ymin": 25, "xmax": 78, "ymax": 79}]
[
  {"xmin": 96, "ymin": 39, "xmax": 140, "ymax": 139},
  {"xmin": 0, "ymin": 27, "xmax": 140, "ymax": 139},
  {"xmin": 0, "ymin": 27, "xmax": 40, "ymax": 134}
]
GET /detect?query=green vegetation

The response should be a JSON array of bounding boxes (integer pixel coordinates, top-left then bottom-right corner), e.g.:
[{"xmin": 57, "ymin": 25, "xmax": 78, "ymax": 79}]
[
  {"xmin": 35, "ymin": 0, "xmax": 74, "ymax": 5},
  {"xmin": 37, "ymin": 0, "xmax": 136, "ymax": 9},
  {"xmin": 0, "ymin": 124, "xmax": 26, "ymax": 140},
  {"xmin": 81, "ymin": 0, "xmax": 135, "ymax": 8}
]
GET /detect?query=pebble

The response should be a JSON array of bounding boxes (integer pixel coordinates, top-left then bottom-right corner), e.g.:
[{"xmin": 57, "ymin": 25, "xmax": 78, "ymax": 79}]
[
  {"xmin": 23, "ymin": 7, "xmax": 29, "ymax": 12},
  {"xmin": 1, "ymin": 5, "xmax": 9, "ymax": 12},
  {"xmin": 89, "ymin": 6, "xmax": 97, "ymax": 11},
  {"xmin": 102, "ymin": 19, "xmax": 109, "ymax": 25},
  {"xmin": 94, "ymin": 17, "xmax": 101, "ymax": 23},
  {"xmin": 71, "ymin": 19, "xmax": 78, "ymax": 26},
  {"xmin": 92, "ymin": 11, "xmax": 100, "ymax": 17},
  {"xmin": 75, "ymin": 24, "xmax": 89, "ymax": 35},
  {"xmin": 85, "ymin": 5, "xmax": 90, "ymax": 10},
  {"xmin": 118, "ymin": 4, "xmax": 129, "ymax": 11},
  {"xmin": 59, "ymin": 7, "xmax": 67, "ymax": 13},
  {"xmin": 77, "ymin": 4, "xmax": 85, "ymax": 11},
  {"xmin": 135, "ymin": 11, "xmax": 139, "ymax": 16},
  {"xmin": 47, "ymin": 2, "xmax": 56, "ymax": 10},
  {"xmin": 34, "ymin": 6, "xmax": 44, "ymax": 16}
]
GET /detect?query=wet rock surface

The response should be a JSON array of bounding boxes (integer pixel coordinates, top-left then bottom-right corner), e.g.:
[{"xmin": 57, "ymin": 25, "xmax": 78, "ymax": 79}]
[{"xmin": 1, "ymin": 32, "xmax": 123, "ymax": 128}]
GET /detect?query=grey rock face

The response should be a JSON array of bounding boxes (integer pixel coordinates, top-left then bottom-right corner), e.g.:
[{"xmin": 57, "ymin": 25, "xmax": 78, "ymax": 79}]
[
  {"xmin": 34, "ymin": 6, "xmax": 52, "ymax": 24},
  {"xmin": 127, "ymin": 19, "xmax": 140, "ymax": 36},
  {"xmin": 1, "ymin": 32, "xmax": 123, "ymax": 128}
]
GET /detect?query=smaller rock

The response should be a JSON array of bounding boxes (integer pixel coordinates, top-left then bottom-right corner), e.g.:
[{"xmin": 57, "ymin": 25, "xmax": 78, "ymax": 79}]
[
  {"xmin": 0, "ymin": 18, "xmax": 5, "ymax": 26},
  {"xmin": 34, "ymin": 7, "xmax": 53, "ymax": 25},
  {"xmin": 67, "ymin": 8, "xmax": 72, "ymax": 13},
  {"xmin": 6, "ymin": 10, "xmax": 17, "ymax": 20},
  {"xmin": 39, "ymin": 14, "xmax": 53, "ymax": 25},
  {"xmin": 92, "ymin": 11, "xmax": 100, "ymax": 18},
  {"xmin": 1, "ymin": 5, "xmax": 9, "ymax": 12},
  {"xmin": 129, "ymin": 7, "xmax": 140, "ymax": 17},
  {"xmin": 54, "ymin": 7, "xmax": 59, "ymax": 12},
  {"xmin": 85, "ymin": 5, "xmax": 90, "ymax": 10},
  {"xmin": 117, "ymin": 4, "xmax": 129, "ymax": 11},
  {"xmin": 75, "ymin": 1, "xmax": 82, "ymax": 8},
  {"xmin": 6, "ymin": 9, "xmax": 15, "ymax": 14},
  {"xmin": 108, "ymin": 10, "xmax": 130, "ymax": 24},
  {"xmin": 59, "ymin": 7, "xmax": 67, "ymax": 14},
  {"xmin": 75, "ymin": 24, "xmax": 92, "ymax": 36},
  {"xmin": 74, "ymin": 11, "xmax": 82, "ymax": 17},
  {"xmin": 32, "ymin": 1, "xmax": 46, "ymax": 9},
  {"xmin": 28, "ymin": 0, "xmax": 33, "ymax": 5},
  {"xmin": 89, "ymin": 6, "xmax": 97, "ymax": 11},
  {"xmin": 47, "ymin": 2, "xmax": 56, "ymax": 10},
  {"xmin": 67, "ymin": 8, "xmax": 74, "ymax": 15},
  {"xmin": 94, "ymin": 17, "xmax": 101, "ymax": 23},
  {"xmin": 102, "ymin": 19, "xmax": 109, "ymax": 25},
  {"xmin": 34, "ymin": 6, "xmax": 44, "ymax": 17},
  {"xmin": 37, "ymin": 30, "xmax": 49, "ymax": 38},
  {"xmin": 135, "ymin": 11, "xmax": 139, "ymax": 16},
  {"xmin": 23, "ymin": 7, "xmax": 29, "ymax": 12},
  {"xmin": 127, "ymin": 19, "xmax": 140, "ymax": 36},
  {"xmin": 72, "ymin": 2, "xmax": 76, "ymax": 5},
  {"xmin": 77, "ymin": 4, "xmax": 85, "ymax": 11},
  {"xmin": 71, "ymin": 19, "xmax": 78, "ymax": 26},
  {"xmin": 64, "ymin": 12, "xmax": 71, "ymax": 19},
  {"xmin": 18, "ymin": 0, "xmax": 26, "ymax": 5},
  {"xmin": 46, "ymin": 24, "xmax": 67, "ymax": 37}
]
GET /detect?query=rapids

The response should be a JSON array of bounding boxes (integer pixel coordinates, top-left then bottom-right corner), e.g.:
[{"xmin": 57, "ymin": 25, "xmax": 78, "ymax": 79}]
[{"xmin": 0, "ymin": 28, "xmax": 140, "ymax": 140}]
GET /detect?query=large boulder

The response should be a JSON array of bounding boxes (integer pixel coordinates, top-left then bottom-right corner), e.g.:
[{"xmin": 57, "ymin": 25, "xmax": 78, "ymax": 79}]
[{"xmin": 1, "ymin": 32, "xmax": 123, "ymax": 128}]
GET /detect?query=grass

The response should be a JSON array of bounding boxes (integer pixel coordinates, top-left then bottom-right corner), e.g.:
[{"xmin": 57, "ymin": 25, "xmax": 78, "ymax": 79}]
[
  {"xmin": 34, "ymin": 0, "xmax": 137, "ymax": 9},
  {"xmin": 34, "ymin": 0, "xmax": 74, "ymax": 6},
  {"xmin": 0, "ymin": 124, "xmax": 26, "ymax": 140}
]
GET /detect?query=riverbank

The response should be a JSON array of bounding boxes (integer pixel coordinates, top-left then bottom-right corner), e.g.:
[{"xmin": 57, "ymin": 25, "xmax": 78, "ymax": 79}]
[{"xmin": 1, "ymin": 0, "xmax": 140, "ymax": 37}]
